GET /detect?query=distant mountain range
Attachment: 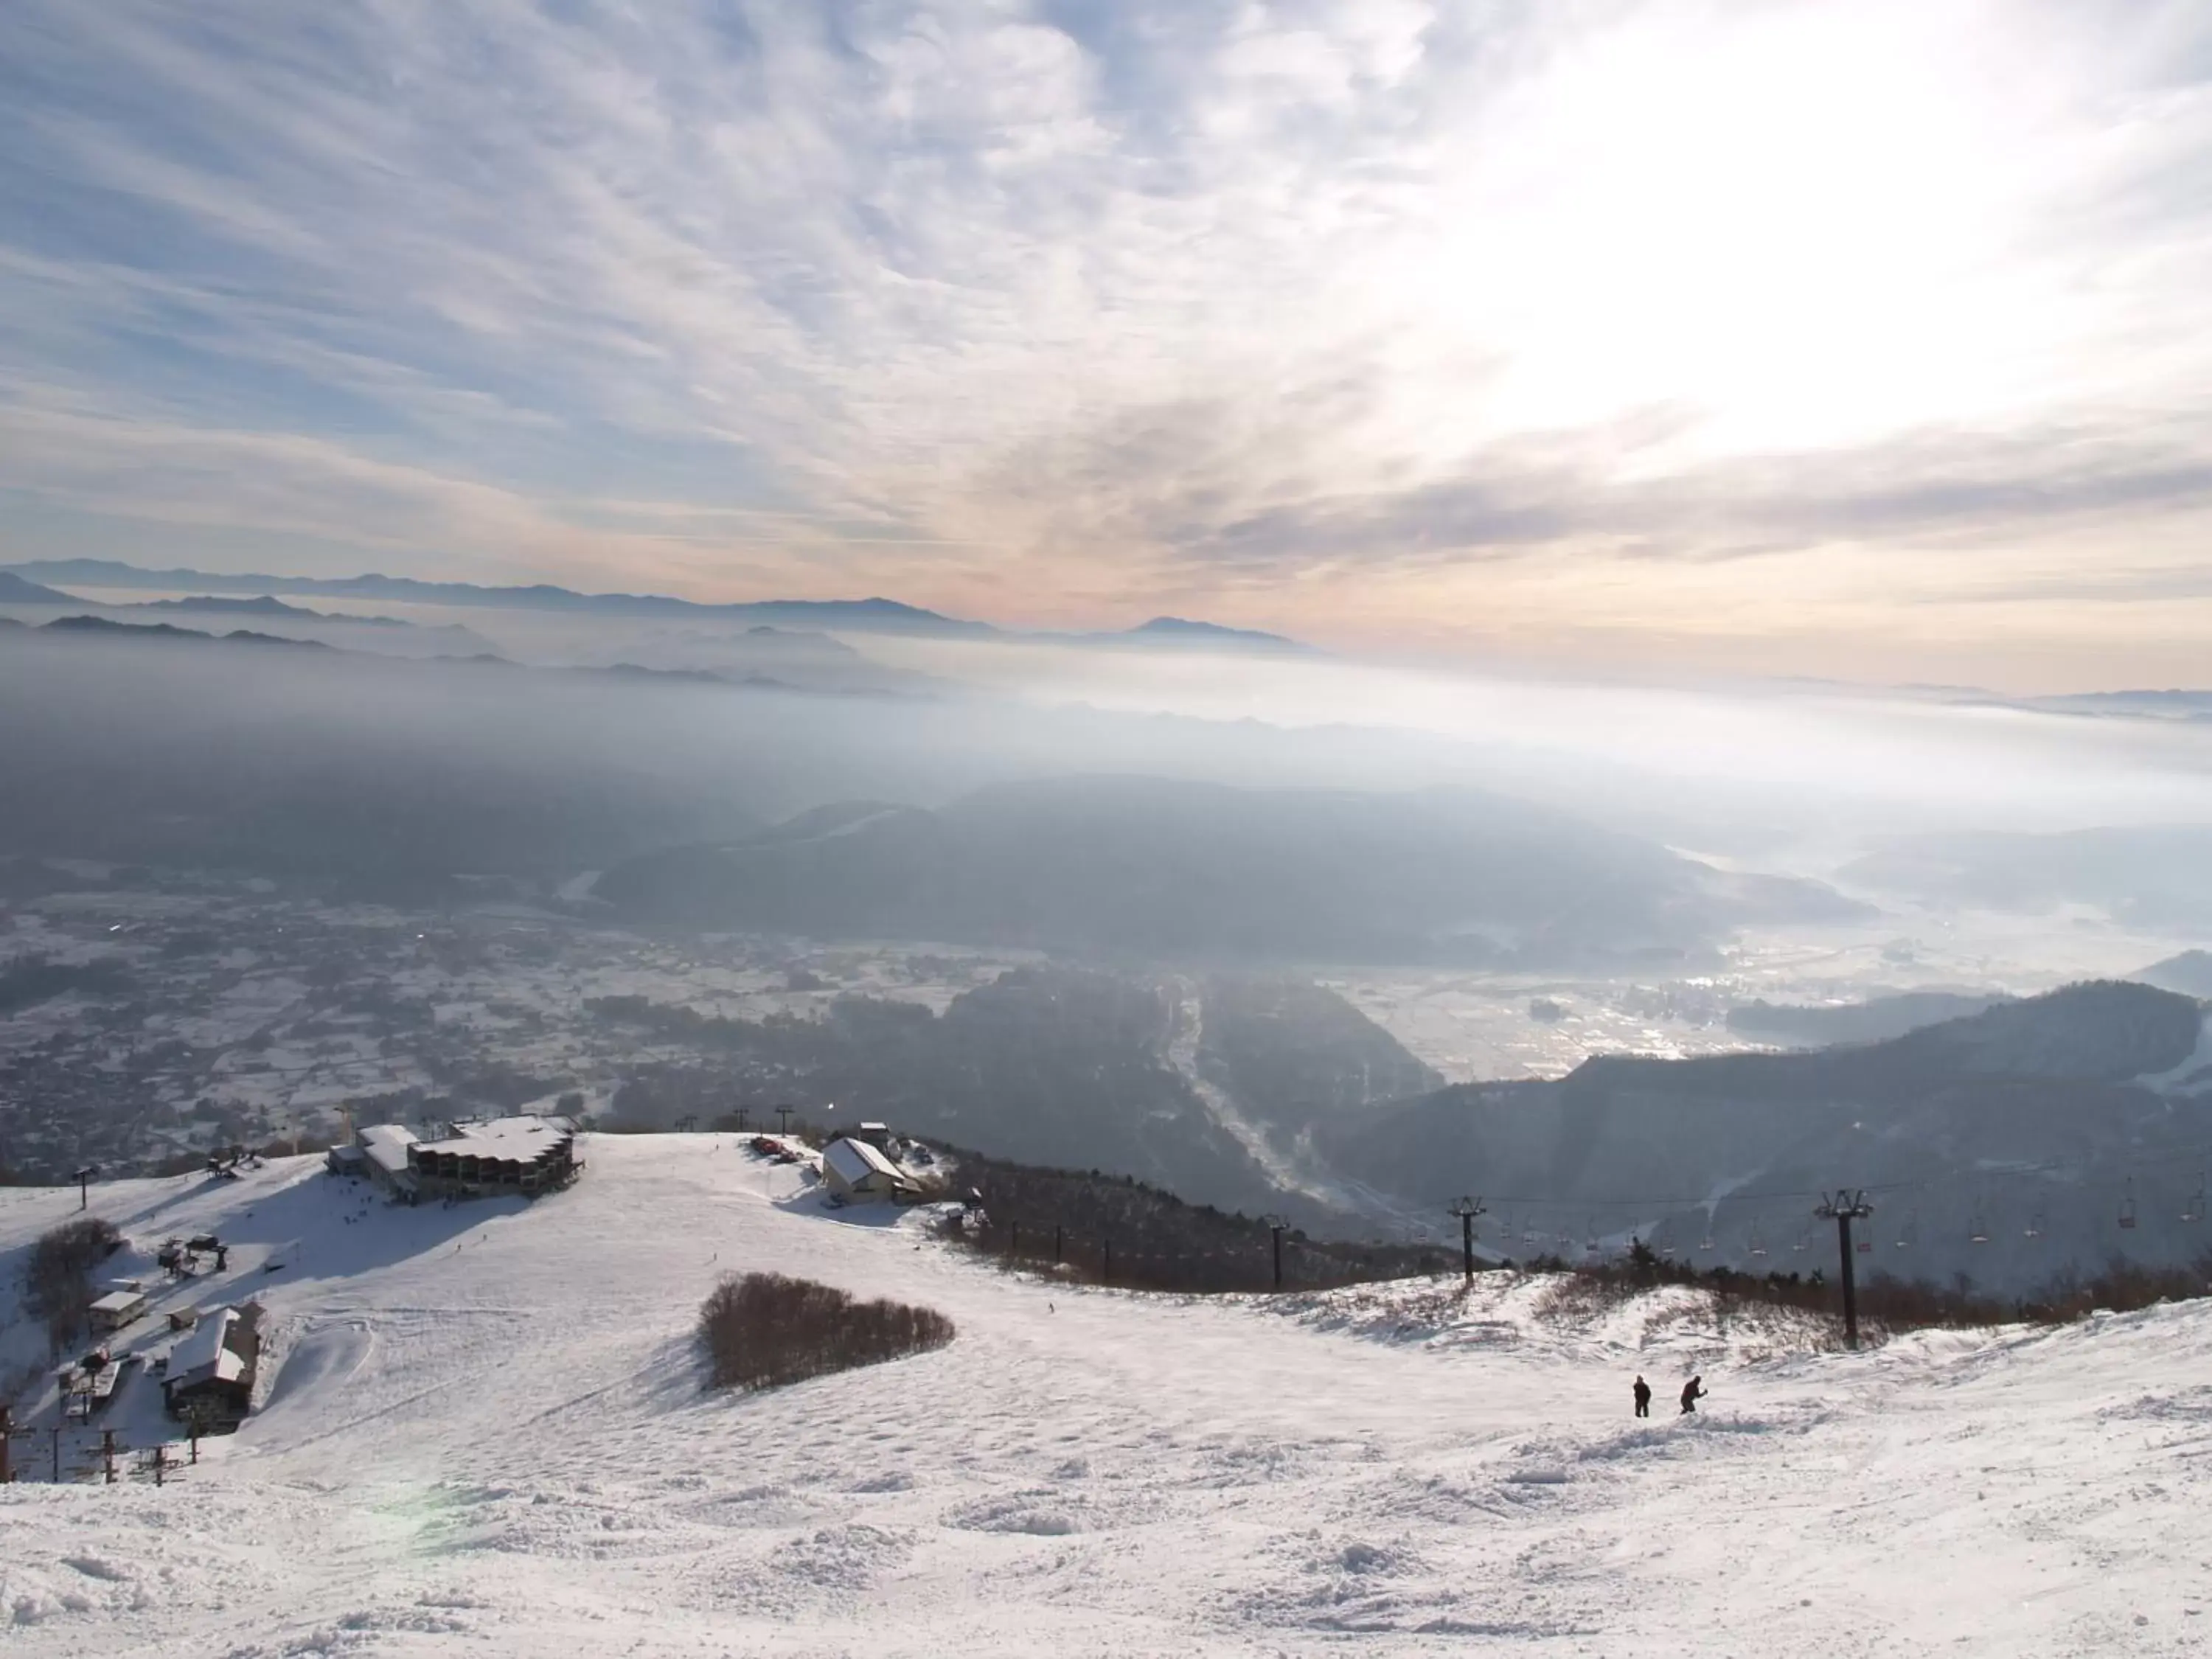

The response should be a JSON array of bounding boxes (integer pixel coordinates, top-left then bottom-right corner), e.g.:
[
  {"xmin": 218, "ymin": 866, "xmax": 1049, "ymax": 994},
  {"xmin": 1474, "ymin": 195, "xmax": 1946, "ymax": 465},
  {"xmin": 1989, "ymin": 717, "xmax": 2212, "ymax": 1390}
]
[
  {"xmin": 6, "ymin": 613, "xmax": 889, "ymax": 697},
  {"xmin": 0, "ymin": 558, "xmax": 1309, "ymax": 651},
  {"xmin": 41, "ymin": 613, "xmax": 329, "ymax": 648},
  {"xmin": 136, "ymin": 594, "xmax": 413, "ymax": 627}
]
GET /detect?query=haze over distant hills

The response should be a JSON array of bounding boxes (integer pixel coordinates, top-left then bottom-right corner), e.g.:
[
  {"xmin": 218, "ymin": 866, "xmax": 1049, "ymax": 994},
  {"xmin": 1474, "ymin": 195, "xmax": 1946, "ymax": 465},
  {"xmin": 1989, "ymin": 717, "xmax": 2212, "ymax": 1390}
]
[
  {"xmin": 2137, "ymin": 949, "xmax": 2212, "ymax": 998},
  {"xmin": 594, "ymin": 777, "xmax": 1869, "ymax": 970},
  {"xmin": 1726, "ymin": 989, "xmax": 2014, "ymax": 1048},
  {"xmin": 1844, "ymin": 827, "xmax": 2212, "ymax": 929},
  {"xmin": 0, "ymin": 570, "xmax": 75, "ymax": 605},
  {"xmin": 0, "ymin": 558, "xmax": 1309, "ymax": 651}
]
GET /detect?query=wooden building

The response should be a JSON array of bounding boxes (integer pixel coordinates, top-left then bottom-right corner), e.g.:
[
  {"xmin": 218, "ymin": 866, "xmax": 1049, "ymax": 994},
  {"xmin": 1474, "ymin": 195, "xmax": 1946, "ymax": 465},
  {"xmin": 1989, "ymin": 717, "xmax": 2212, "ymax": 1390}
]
[
  {"xmin": 821, "ymin": 1136, "xmax": 921, "ymax": 1204},
  {"xmin": 162, "ymin": 1304, "xmax": 259, "ymax": 1425}
]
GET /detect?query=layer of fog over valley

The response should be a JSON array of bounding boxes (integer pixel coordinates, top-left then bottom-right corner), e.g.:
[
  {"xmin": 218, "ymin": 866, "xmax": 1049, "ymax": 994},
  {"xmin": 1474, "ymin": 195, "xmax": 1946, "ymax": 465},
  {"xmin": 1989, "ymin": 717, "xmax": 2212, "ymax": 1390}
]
[{"xmin": 7, "ymin": 577, "xmax": 2212, "ymax": 1291}]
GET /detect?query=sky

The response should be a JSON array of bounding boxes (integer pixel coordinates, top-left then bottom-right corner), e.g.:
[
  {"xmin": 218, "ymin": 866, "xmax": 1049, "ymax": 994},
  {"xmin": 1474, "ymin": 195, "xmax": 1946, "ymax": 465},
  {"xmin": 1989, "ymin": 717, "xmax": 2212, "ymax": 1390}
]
[{"xmin": 3, "ymin": 0, "xmax": 2211, "ymax": 689}]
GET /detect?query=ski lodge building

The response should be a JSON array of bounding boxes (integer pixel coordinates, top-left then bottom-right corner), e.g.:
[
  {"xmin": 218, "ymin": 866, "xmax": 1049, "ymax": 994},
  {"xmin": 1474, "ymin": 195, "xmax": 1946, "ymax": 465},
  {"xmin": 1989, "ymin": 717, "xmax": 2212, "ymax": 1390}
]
[{"xmin": 330, "ymin": 1114, "xmax": 581, "ymax": 1201}]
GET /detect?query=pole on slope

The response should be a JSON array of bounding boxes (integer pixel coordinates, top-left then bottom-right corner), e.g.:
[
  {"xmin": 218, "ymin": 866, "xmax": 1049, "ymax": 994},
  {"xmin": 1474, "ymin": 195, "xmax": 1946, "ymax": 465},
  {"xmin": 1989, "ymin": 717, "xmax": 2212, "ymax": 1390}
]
[
  {"xmin": 1054, "ymin": 1225, "xmax": 1062, "ymax": 1266},
  {"xmin": 1448, "ymin": 1197, "xmax": 1487, "ymax": 1284},
  {"xmin": 776, "ymin": 1105, "xmax": 793, "ymax": 1135},
  {"xmin": 100, "ymin": 1428, "xmax": 116, "ymax": 1485},
  {"xmin": 1102, "ymin": 1236, "xmax": 1112, "ymax": 1285},
  {"xmin": 1263, "ymin": 1215, "xmax": 1288, "ymax": 1291},
  {"xmin": 73, "ymin": 1164, "xmax": 97, "ymax": 1211},
  {"xmin": 1009, "ymin": 1221, "xmax": 1019, "ymax": 1262},
  {"xmin": 1815, "ymin": 1189, "xmax": 1874, "ymax": 1349},
  {"xmin": 1, "ymin": 1405, "xmax": 10, "ymax": 1485}
]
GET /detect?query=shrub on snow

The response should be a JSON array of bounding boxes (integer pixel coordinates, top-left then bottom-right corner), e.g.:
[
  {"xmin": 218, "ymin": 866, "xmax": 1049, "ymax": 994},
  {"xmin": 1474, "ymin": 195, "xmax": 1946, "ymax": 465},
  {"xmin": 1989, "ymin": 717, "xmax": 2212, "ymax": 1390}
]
[{"xmin": 698, "ymin": 1271, "xmax": 953, "ymax": 1392}]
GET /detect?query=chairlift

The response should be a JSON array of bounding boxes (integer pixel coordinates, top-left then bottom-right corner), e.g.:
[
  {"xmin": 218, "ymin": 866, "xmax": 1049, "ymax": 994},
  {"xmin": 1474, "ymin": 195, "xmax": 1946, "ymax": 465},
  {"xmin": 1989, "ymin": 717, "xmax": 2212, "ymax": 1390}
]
[
  {"xmin": 1697, "ymin": 1221, "xmax": 1716, "ymax": 1252},
  {"xmin": 2119, "ymin": 1178, "xmax": 2138, "ymax": 1231},
  {"xmin": 1584, "ymin": 1218, "xmax": 1600, "ymax": 1256},
  {"xmin": 1895, "ymin": 1209, "xmax": 1917, "ymax": 1250},
  {"xmin": 2023, "ymin": 1202, "xmax": 2045, "ymax": 1240},
  {"xmin": 1792, "ymin": 1226, "xmax": 1810, "ymax": 1254},
  {"xmin": 2184, "ymin": 1174, "xmax": 2206, "ymax": 1225},
  {"xmin": 1854, "ymin": 1234, "xmax": 1873, "ymax": 1253},
  {"xmin": 1747, "ymin": 1222, "xmax": 1767, "ymax": 1259},
  {"xmin": 1968, "ymin": 1201, "xmax": 1991, "ymax": 1244}
]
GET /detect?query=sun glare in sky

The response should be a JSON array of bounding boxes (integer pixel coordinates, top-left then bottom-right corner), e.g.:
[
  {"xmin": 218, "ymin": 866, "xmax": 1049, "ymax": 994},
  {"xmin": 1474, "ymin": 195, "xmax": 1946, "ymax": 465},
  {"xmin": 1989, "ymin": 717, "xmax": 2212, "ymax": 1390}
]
[{"xmin": 1, "ymin": 1, "xmax": 2209, "ymax": 686}]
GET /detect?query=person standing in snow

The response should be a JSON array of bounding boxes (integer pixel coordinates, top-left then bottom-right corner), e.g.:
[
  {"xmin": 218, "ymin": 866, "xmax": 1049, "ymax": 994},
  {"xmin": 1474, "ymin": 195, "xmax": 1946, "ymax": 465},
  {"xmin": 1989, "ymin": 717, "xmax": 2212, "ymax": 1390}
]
[
  {"xmin": 1633, "ymin": 1375, "xmax": 1652, "ymax": 1417},
  {"xmin": 1680, "ymin": 1376, "xmax": 1705, "ymax": 1414}
]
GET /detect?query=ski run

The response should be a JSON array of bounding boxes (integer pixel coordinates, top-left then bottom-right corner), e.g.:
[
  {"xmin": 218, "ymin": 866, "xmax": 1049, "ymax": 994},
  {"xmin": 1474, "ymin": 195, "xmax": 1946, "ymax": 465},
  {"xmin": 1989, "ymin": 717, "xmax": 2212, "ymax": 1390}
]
[{"xmin": 4, "ymin": 1133, "xmax": 2209, "ymax": 1657}]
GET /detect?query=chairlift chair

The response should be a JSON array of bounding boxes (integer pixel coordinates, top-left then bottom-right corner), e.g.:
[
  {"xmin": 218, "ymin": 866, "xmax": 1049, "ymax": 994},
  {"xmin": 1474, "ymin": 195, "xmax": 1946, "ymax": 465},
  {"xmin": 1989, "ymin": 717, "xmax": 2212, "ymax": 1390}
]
[
  {"xmin": 1584, "ymin": 1218, "xmax": 1599, "ymax": 1256},
  {"xmin": 1747, "ymin": 1221, "xmax": 1767, "ymax": 1258},
  {"xmin": 2024, "ymin": 1203, "xmax": 2045, "ymax": 1240},
  {"xmin": 2184, "ymin": 1174, "xmax": 2206, "ymax": 1225},
  {"xmin": 1969, "ymin": 1206, "xmax": 1989, "ymax": 1245},
  {"xmin": 1895, "ymin": 1209, "xmax": 1917, "ymax": 1250},
  {"xmin": 1697, "ymin": 1222, "xmax": 1716, "ymax": 1252},
  {"xmin": 2119, "ymin": 1178, "xmax": 2139, "ymax": 1231},
  {"xmin": 1792, "ymin": 1226, "xmax": 1810, "ymax": 1253}
]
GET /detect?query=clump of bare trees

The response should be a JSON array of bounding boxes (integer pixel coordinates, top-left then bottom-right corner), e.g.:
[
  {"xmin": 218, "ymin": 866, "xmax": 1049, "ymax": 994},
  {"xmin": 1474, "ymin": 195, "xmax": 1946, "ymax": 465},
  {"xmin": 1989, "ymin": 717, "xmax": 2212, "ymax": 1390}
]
[
  {"xmin": 1531, "ymin": 1237, "xmax": 2212, "ymax": 1343},
  {"xmin": 698, "ymin": 1271, "xmax": 953, "ymax": 1392},
  {"xmin": 26, "ymin": 1216, "xmax": 122, "ymax": 1352}
]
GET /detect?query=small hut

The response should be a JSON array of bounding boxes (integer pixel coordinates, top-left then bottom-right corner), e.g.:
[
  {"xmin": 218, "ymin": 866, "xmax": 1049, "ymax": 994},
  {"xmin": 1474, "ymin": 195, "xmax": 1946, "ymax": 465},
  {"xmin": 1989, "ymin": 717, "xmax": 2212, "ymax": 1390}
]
[{"xmin": 821, "ymin": 1136, "xmax": 920, "ymax": 1204}]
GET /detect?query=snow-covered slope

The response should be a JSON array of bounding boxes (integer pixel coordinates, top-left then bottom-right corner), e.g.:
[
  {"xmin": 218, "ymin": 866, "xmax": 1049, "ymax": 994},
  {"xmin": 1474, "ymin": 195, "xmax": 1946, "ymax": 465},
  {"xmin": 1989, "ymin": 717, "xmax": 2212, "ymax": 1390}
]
[{"xmin": 4, "ymin": 1135, "xmax": 2208, "ymax": 1655}]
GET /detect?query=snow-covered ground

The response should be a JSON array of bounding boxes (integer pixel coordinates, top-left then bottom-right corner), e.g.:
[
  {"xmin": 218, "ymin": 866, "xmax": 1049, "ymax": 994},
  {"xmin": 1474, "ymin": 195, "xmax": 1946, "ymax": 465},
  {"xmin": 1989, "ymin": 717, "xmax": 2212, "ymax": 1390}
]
[{"xmin": 4, "ymin": 1136, "xmax": 2208, "ymax": 1655}]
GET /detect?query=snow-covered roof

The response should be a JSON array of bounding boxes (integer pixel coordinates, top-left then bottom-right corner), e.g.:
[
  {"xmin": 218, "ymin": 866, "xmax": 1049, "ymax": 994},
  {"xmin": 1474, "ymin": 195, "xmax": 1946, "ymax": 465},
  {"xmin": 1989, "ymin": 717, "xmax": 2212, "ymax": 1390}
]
[
  {"xmin": 823, "ymin": 1136, "xmax": 902, "ymax": 1186},
  {"xmin": 417, "ymin": 1115, "xmax": 571, "ymax": 1163},
  {"xmin": 168, "ymin": 1306, "xmax": 247, "ymax": 1387},
  {"xmin": 358, "ymin": 1123, "xmax": 419, "ymax": 1174},
  {"xmin": 89, "ymin": 1289, "xmax": 147, "ymax": 1314}
]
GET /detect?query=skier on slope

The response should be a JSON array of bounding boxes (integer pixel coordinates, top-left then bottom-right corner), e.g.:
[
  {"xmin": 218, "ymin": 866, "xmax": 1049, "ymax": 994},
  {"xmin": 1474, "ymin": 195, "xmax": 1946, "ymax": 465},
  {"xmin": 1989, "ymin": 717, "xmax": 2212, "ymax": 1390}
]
[
  {"xmin": 1632, "ymin": 1375, "xmax": 1652, "ymax": 1418},
  {"xmin": 1680, "ymin": 1376, "xmax": 1705, "ymax": 1415}
]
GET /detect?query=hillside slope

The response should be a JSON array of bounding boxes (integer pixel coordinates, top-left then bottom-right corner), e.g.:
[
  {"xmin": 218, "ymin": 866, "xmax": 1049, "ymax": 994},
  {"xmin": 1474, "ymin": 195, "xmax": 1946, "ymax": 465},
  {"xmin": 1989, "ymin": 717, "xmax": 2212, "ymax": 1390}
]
[
  {"xmin": 4, "ymin": 1138, "xmax": 2208, "ymax": 1655},
  {"xmin": 1319, "ymin": 981, "xmax": 2212, "ymax": 1290}
]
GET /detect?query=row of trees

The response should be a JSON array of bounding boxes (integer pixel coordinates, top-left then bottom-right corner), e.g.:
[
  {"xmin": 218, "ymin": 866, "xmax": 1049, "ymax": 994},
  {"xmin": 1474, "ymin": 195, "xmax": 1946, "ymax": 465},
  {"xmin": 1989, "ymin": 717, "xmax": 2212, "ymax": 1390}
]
[{"xmin": 947, "ymin": 1147, "xmax": 1450, "ymax": 1293}]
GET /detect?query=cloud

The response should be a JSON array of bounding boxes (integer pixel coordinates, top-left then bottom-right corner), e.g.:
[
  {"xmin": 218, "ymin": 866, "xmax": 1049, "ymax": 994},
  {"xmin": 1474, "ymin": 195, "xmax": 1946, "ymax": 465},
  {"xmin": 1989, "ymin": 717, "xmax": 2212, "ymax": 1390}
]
[{"xmin": 0, "ymin": 0, "xmax": 2210, "ymax": 681}]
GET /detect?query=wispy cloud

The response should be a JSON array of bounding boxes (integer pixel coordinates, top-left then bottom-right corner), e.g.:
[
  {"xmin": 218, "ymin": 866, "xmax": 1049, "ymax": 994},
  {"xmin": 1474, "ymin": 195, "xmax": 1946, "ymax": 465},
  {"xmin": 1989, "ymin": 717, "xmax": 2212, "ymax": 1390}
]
[{"xmin": 1, "ymin": 0, "xmax": 2210, "ymax": 683}]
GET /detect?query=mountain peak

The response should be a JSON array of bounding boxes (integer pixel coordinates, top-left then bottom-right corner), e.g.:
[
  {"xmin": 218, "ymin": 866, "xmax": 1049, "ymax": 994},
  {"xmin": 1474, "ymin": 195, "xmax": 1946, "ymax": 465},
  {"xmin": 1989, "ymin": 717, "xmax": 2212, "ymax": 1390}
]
[{"xmin": 1122, "ymin": 616, "xmax": 1312, "ymax": 653}]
